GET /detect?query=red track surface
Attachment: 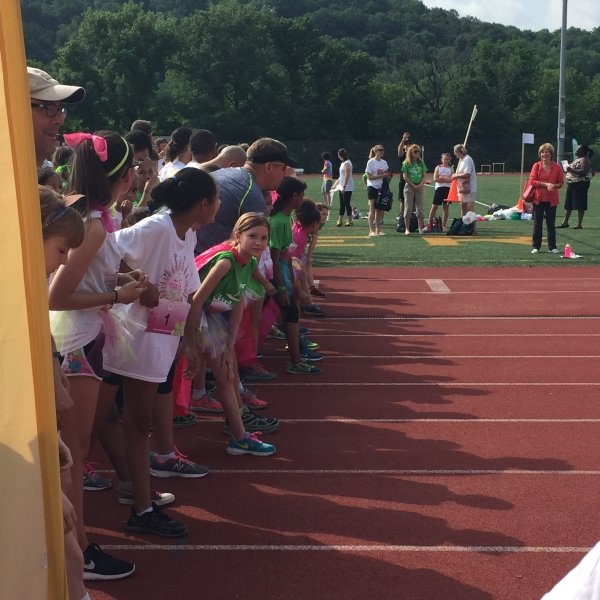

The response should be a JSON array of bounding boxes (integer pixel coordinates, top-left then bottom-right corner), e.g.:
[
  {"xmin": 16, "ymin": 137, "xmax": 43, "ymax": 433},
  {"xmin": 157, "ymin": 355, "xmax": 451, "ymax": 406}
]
[{"xmin": 86, "ymin": 266, "xmax": 600, "ymax": 600}]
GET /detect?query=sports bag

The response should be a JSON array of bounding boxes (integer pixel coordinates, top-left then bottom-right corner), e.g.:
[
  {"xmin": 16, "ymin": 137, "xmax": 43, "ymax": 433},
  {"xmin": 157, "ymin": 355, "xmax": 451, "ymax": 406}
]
[{"xmin": 447, "ymin": 217, "xmax": 474, "ymax": 236}]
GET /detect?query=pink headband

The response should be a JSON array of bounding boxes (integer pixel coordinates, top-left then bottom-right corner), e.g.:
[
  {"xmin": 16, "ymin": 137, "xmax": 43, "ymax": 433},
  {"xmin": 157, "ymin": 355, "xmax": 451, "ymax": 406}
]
[{"xmin": 63, "ymin": 132, "xmax": 108, "ymax": 162}]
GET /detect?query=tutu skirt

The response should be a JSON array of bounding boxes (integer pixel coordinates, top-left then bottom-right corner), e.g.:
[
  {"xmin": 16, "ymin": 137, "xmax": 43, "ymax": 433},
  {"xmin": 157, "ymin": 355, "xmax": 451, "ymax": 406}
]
[{"xmin": 197, "ymin": 311, "xmax": 230, "ymax": 359}]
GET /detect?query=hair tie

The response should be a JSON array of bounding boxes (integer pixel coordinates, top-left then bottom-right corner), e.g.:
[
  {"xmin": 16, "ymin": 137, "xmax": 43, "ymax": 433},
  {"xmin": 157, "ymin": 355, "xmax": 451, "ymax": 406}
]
[
  {"xmin": 43, "ymin": 206, "xmax": 69, "ymax": 229},
  {"xmin": 63, "ymin": 132, "xmax": 108, "ymax": 162},
  {"xmin": 106, "ymin": 137, "xmax": 130, "ymax": 177}
]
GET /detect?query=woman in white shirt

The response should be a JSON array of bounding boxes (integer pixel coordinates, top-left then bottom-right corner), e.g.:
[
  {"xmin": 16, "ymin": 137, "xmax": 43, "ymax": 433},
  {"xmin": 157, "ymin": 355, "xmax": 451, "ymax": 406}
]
[
  {"xmin": 336, "ymin": 148, "xmax": 354, "ymax": 227},
  {"xmin": 158, "ymin": 127, "xmax": 193, "ymax": 181},
  {"xmin": 365, "ymin": 145, "xmax": 391, "ymax": 236},
  {"xmin": 452, "ymin": 144, "xmax": 477, "ymax": 232}
]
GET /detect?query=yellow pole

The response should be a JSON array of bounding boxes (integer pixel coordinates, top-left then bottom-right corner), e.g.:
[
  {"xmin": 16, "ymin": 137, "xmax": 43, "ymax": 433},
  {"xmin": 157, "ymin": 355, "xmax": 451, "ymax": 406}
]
[{"xmin": 0, "ymin": 2, "xmax": 67, "ymax": 599}]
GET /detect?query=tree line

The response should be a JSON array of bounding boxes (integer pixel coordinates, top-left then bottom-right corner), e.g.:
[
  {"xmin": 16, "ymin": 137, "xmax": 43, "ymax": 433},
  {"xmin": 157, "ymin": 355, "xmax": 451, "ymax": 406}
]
[{"xmin": 22, "ymin": 0, "xmax": 600, "ymax": 172}]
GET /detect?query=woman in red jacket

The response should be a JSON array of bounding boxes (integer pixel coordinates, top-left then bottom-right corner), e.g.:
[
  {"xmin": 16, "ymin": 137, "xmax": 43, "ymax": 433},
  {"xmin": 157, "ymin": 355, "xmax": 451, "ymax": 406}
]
[{"xmin": 529, "ymin": 142, "xmax": 564, "ymax": 254}]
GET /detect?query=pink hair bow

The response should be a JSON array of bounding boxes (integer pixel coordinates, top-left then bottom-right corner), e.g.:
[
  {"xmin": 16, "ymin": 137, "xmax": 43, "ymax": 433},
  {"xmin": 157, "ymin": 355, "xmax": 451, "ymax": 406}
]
[{"xmin": 63, "ymin": 132, "xmax": 108, "ymax": 162}]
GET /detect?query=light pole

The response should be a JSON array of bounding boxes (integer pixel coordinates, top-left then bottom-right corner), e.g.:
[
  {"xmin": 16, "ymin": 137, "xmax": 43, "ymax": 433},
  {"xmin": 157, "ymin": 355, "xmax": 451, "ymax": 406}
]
[{"xmin": 557, "ymin": 0, "xmax": 567, "ymax": 163}]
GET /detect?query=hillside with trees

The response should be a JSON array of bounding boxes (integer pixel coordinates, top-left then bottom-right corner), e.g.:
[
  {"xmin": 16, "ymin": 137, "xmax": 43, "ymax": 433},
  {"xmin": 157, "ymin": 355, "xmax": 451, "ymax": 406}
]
[{"xmin": 22, "ymin": 0, "xmax": 600, "ymax": 171}]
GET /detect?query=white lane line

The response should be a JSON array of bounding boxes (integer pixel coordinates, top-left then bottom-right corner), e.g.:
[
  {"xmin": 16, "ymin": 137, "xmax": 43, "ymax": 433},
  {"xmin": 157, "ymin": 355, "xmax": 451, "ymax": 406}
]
[
  {"xmin": 297, "ymin": 355, "xmax": 600, "ymax": 359},
  {"xmin": 97, "ymin": 468, "xmax": 600, "ymax": 476},
  {"xmin": 281, "ymin": 418, "xmax": 600, "ymax": 423},
  {"xmin": 100, "ymin": 544, "xmax": 592, "ymax": 554},
  {"xmin": 333, "ymin": 291, "xmax": 600, "ymax": 295},
  {"xmin": 210, "ymin": 469, "xmax": 600, "ymax": 475},
  {"xmin": 319, "ymin": 316, "xmax": 600, "ymax": 320},
  {"xmin": 426, "ymin": 279, "xmax": 451, "ymax": 293},
  {"xmin": 346, "ymin": 277, "xmax": 600, "ymax": 282},
  {"xmin": 257, "ymin": 382, "xmax": 600, "ymax": 386},
  {"xmin": 309, "ymin": 334, "xmax": 600, "ymax": 337}
]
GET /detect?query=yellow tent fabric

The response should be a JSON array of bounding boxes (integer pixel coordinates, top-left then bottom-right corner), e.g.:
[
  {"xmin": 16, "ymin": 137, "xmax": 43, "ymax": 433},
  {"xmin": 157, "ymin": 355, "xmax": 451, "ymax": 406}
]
[{"xmin": 0, "ymin": 1, "xmax": 67, "ymax": 599}]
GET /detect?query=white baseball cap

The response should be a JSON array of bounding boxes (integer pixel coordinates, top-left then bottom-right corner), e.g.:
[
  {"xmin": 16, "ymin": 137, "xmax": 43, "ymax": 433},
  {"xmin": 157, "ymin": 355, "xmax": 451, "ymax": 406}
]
[{"xmin": 27, "ymin": 67, "xmax": 85, "ymax": 103}]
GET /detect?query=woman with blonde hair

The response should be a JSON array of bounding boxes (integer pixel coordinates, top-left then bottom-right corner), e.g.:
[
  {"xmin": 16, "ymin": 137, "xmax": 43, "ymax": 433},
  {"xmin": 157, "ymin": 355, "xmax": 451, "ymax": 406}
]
[
  {"xmin": 528, "ymin": 142, "xmax": 564, "ymax": 254},
  {"xmin": 401, "ymin": 143, "xmax": 428, "ymax": 235},
  {"xmin": 364, "ymin": 144, "xmax": 391, "ymax": 236}
]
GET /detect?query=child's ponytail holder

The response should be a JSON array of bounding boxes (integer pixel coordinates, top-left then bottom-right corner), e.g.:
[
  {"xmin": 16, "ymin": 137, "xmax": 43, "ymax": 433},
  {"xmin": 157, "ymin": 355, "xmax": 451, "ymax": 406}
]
[{"xmin": 63, "ymin": 132, "xmax": 107, "ymax": 162}]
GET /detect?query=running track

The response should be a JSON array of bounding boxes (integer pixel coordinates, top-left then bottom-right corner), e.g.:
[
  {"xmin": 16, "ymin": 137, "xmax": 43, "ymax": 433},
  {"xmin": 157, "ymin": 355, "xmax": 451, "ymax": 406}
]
[{"xmin": 86, "ymin": 266, "xmax": 600, "ymax": 600}]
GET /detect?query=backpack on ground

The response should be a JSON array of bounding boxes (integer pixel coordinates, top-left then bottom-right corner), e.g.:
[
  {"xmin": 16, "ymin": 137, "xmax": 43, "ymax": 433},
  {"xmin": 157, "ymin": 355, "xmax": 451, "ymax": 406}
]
[
  {"xmin": 396, "ymin": 213, "xmax": 418, "ymax": 233},
  {"xmin": 447, "ymin": 217, "xmax": 474, "ymax": 236}
]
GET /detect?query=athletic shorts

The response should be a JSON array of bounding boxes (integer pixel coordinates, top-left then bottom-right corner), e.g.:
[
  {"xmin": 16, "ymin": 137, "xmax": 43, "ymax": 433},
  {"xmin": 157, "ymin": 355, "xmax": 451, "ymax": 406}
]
[
  {"xmin": 104, "ymin": 360, "xmax": 176, "ymax": 395},
  {"xmin": 432, "ymin": 186, "xmax": 450, "ymax": 206},
  {"xmin": 321, "ymin": 179, "xmax": 333, "ymax": 194},
  {"xmin": 367, "ymin": 185, "xmax": 380, "ymax": 201},
  {"xmin": 61, "ymin": 334, "xmax": 106, "ymax": 380}
]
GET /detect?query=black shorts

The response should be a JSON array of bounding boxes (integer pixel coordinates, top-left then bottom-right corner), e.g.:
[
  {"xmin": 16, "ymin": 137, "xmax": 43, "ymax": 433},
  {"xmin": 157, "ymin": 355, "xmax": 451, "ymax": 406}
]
[
  {"xmin": 367, "ymin": 185, "xmax": 379, "ymax": 200},
  {"xmin": 104, "ymin": 360, "xmax": 176, "ymax": 396},
  {"xmin": 432, "ymin": 186, "xmax": 450, "ymax": 206},
  {"xmin": 274, "ymin": 294, "xmax": 299, "ymax": 324}
]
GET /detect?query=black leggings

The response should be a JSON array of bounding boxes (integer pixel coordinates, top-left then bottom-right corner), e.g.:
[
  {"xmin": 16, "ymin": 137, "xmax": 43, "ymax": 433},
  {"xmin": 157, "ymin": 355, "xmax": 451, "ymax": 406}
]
[{"xmin": 338, "ymin": 190, "xmax": 352, "ymax": 217}]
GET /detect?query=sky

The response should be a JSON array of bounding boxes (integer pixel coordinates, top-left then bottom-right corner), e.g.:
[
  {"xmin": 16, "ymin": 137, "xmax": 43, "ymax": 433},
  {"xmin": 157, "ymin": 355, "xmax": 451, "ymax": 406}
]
[{"xmin": 420, "ymin": 0, "xmax": 600, "ymax": 32}]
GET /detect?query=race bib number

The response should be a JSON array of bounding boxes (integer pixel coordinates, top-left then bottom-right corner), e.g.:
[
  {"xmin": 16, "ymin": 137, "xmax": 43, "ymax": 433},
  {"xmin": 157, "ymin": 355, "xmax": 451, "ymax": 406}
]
[{"xmin": 146, "ymin": 299, "xmax": 190, "ymax": 336}]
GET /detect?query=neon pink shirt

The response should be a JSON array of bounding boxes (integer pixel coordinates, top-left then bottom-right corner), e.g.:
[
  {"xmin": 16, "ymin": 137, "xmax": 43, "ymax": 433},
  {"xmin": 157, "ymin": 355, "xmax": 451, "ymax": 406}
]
[{"xmin": 291, "ymin": 221, "xmax": 309, "ymax": 259}]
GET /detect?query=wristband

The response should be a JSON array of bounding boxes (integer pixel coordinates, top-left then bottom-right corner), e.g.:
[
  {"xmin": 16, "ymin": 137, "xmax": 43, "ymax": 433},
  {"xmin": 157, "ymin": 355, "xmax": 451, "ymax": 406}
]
[{"xmin": 107, "ymin": 289, "xmax": 118, "ymax": 309}]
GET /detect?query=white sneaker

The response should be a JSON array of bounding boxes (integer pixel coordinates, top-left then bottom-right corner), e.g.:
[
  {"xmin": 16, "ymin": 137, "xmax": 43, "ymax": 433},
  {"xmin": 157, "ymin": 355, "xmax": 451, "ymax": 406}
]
[
  {"xmin": 531, "ymin": 248, "xmax": 539, "ymax": 254},
  {"xmin": 549, "ymin": 248, "xmax": 559, "ymax": 254}
]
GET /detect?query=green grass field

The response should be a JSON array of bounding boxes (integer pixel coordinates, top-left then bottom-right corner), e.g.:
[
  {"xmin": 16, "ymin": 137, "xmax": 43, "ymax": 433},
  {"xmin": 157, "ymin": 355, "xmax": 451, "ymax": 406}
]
[{"xmin": 301, "ymin": 174, "xmax": 600, "ymax": 268}]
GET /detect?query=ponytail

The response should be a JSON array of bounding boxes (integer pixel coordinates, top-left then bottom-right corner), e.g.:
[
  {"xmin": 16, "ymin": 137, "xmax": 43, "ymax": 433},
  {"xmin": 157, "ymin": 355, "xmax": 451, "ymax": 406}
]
[{"xmin": 67, "ymin": 130, "xmax": 133, "ymax": 210}]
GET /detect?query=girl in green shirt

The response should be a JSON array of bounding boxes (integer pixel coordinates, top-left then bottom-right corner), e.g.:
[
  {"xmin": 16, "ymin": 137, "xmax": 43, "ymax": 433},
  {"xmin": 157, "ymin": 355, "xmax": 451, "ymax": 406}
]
[{"xmin": 183, "ymin": 213, "xmax": 277, "ymax": 456}]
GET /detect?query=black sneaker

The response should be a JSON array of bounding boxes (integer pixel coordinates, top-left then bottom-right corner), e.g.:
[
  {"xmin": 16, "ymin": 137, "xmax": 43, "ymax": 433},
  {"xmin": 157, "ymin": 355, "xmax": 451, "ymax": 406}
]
[
  {"xmin": 301, "ymin": 304, "xmax": 326, "ymax": 317},
  {"xmin": 126, "ymin": 503, "xmax": 188, "ymax": 538},
  {"xmin": 82, "ymin": 543, "xmax": 135, "ymax": 581},
  {"xmin": 83, "ymin": 462, "xmax": 111, "ymax": 491},
  {"xmin": 172, "ymin": 412, "xmax": 196, "ymax": 429},
  {"xmin": 223, "ymin": 405, "xmax": 279, "ymax": 435}
]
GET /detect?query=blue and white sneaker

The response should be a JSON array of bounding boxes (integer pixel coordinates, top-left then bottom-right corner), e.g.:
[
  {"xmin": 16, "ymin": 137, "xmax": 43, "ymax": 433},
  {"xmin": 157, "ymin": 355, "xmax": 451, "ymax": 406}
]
[
  {"xmin": 227, "ymin": 432, "xmax": 276, "ymax": 456},
  {"xmin": 300, "ymin": 348, "xmax": 322, "ymax": 361}
]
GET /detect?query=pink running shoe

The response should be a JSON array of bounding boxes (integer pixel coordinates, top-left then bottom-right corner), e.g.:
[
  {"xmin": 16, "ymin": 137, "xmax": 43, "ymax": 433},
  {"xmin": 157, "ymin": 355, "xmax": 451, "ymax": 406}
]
[
  {"xmin": 189, "ymin": 391, "xmax": 224, "ymax": 414},
  {"xmin": 240, "ymin": 387, "xmax": 268, "ymax": 410},
  {"xmin": 239, "ymin": 363, "xmax": 277, "ymax": 382}
]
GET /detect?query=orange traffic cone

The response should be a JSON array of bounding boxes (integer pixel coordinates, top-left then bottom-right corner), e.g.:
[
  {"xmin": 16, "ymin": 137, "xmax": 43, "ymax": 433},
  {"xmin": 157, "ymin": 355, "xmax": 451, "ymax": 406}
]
[
  {"xmin": 517, "ymin": 197, "xmax": 525, "ymax": 212},
  {"xmin": 447, "ymin": 178, "xmax": 458, "ymax": 202}
]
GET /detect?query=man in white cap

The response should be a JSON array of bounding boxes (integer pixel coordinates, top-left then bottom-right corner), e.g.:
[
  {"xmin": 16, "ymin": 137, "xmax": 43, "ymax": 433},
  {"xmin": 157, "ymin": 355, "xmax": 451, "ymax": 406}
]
[
  {"xmin": 28, "ymin": 66, "xmax": 85, "ymax": 167},
  {"xmin": 28, "ymin": 67, "xmax": 137, "ymax": 586}
]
